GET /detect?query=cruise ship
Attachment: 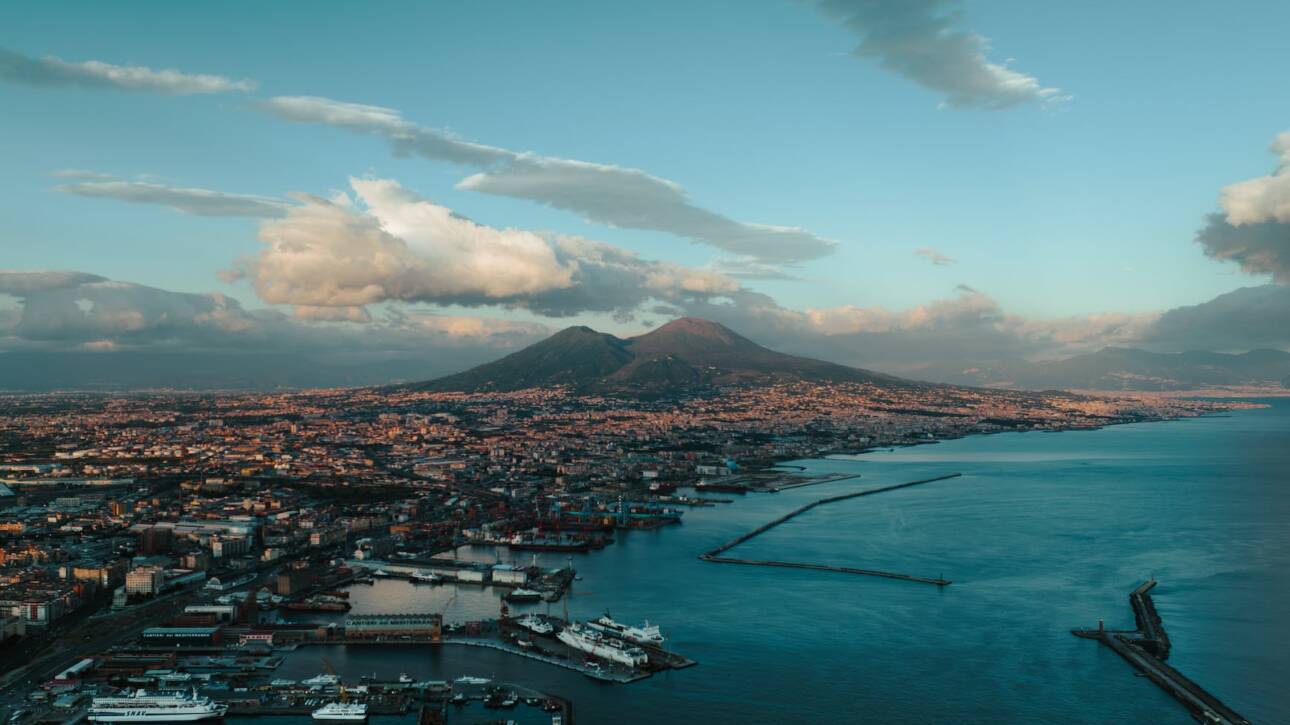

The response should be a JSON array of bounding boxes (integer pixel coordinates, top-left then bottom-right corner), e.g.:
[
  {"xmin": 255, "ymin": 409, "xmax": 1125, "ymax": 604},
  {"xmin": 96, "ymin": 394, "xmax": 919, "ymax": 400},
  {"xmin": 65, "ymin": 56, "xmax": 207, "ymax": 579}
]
[
  {"xmin": 557, "ymin": 622, "xmax": 648, "ymax": 667},
  {"xmin": 311, "ymin": 703, "xmax": 368, "ymax": 721},
  {"xmin": 88, "ymin": 690, "xmax": 227, "ymax": 722},
  {"xmin": 585, "ymin": 613, "xmax": 664, "ymax": 646}
]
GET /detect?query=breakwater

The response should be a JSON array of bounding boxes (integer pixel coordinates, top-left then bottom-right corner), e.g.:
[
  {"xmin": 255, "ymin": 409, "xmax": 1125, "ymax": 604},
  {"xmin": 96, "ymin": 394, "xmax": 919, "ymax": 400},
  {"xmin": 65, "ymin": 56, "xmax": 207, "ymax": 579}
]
[{"xmin": 698, "ymin": 473, "xmax": 962, "ymax": 585}]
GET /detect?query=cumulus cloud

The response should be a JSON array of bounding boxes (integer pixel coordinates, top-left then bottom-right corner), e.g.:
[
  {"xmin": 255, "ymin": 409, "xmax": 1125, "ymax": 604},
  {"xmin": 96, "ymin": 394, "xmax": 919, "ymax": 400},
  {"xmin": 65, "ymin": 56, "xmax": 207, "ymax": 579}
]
[
  {"xmin": 1197, "ymin": 131, "xmax": 1290, "ymax": 282},
  {"xmin": 913, "ymin": 247, "xmax": 955, "ymax": 265},
  {"xmin": 56, "ymin": 177, "xmax": 291, "ymax": 218},
  {"xmin": 229, "ymin": 177, "xmax": 740, "ymax": 318},
  {"xmin": 808, "ymin": 0, "xmax": 1065, "ymax": 110},
  {"xmin": 254, "ymin": 96, "xmax": 836, "ymax": 264},
  {"xmin": 0, "ymin": 46, "xmax": 255, "ymax": 94}
]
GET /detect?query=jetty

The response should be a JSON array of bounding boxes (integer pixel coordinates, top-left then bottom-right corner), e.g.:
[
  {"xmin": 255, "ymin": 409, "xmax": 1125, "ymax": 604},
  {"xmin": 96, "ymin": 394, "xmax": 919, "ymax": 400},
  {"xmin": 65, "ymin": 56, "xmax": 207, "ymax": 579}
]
[
  {"xmin": 699, "ymin": 473, "xmax": 961, "ymax": 586},
  {"xmin": 1072, "ymin": 579, "xmax": 1249, "ymax": 725}
]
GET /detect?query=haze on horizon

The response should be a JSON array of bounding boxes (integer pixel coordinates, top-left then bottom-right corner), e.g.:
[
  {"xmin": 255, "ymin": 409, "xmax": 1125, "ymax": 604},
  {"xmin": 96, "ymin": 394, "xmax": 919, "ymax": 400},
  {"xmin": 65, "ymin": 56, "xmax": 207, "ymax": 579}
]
[{"xmin": 3, "ymin": 1, "xmax": 1290, "ymax": 390}]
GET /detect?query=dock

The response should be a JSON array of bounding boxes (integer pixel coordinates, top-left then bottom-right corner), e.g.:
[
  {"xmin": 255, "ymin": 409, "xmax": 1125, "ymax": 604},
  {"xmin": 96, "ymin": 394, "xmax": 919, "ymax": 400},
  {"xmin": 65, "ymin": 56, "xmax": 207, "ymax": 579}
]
[
  {"xmin": 699, "ymin": 473, "xmax": 961, "ymax": 586},
  {"xmin": 1072, "ymin": 579, "xmax": 1249, "ymax": 725}
]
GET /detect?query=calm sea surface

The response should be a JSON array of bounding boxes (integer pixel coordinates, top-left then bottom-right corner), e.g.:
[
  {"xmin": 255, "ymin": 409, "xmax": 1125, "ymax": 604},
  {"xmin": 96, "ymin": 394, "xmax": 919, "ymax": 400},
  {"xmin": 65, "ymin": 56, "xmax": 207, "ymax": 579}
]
[{"xmin": 257, "ymin": 398, "xmax": 1290, "ymax": 724}]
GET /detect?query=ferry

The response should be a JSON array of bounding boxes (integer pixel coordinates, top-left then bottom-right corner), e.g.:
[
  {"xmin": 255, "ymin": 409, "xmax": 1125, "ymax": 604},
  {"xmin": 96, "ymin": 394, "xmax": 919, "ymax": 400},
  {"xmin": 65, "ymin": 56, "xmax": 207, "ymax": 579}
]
[
  {"xmin": 88, "ymin": 689, "xmax": 227, "ymax": 722},
  {"xmin": 503, "ymin": 588, "xmax": 542, "ymax": 603},
  {"xmin": 557, "ymin": 622, "xmax": 648, "ymax": 667},
  {"xmin": 311, "ymin": 702, "xmax": 367, "ymax": 721},
  {"xmin": 586, "ymin": 613, "xmax": 664, "ymax": 646},
  {"xmin": 302, "ymin": 674, "xmax": 340, "ymax": 688},
  {"xmin": 410, "ymin": 571, "xmax": 444, "ymax": 584},
  {"xmin": 515, "ymin": 614, "xmax": 553, "ymax": 635}
]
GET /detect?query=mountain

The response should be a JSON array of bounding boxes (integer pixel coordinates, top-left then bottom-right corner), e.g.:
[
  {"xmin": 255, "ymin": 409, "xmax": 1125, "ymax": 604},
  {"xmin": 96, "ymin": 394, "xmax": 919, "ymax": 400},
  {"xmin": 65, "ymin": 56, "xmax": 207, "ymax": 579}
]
[
  {"xmin": 416, "ymin": 317, "xmax": 907, "ymax": 393},
  {"xmin": 920, "ymin": 347, "xmax": 1290, "ymax": 391}
]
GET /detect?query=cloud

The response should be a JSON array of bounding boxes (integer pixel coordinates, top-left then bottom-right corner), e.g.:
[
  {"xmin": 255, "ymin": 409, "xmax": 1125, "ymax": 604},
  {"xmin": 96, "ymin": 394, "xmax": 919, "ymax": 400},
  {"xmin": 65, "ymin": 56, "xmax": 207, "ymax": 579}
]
[
  {"xmin": 0, "ymin": 270, "xmax": 550, "ymax": 357},
  {"xmin": 0, "ymin": 46, "xmax": 255, "ymax": 94},
  {"xmin": 808, "ymin": 0, "xmax": 1065, "ymax": 110},
  {"xmin": 913, "ymin": 247, "xmax": 955, "ymax": 265},
  {"xmin": 228, "ymin": 177, "xmax": 739, "ymax": 319},
  {"xmin": 1196, "ymin": 131, "xmax": 1290, "ymax": 282},
  {"xmin": 56, "ymin": 177, "xmax": 291, "ymax": 218},
  {"xmin": 254, "ymin": 96, "xmax": 836, "ymax": 264},
  {"xmin": 1143, "ymin": 284, "xmax": 1290, "ymax": 351}
]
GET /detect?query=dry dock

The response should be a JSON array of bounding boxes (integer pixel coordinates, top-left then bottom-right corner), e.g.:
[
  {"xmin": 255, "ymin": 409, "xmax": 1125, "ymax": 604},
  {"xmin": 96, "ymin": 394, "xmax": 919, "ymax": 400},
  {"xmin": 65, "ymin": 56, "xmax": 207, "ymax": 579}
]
[
  {"xmin": 1072, "ymin": 579, "xmax": 1249, "ymax": 725},
  {"xmin": 699, "ymin": 473, "xmax": 961, "ymax": 586}
]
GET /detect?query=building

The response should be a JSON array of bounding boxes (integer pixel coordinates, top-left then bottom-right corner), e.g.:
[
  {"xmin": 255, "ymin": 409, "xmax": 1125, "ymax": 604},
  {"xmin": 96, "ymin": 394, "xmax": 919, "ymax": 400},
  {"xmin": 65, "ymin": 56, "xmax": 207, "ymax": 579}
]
[
  {"xmin": 125, "ymin": 566, "xmax": 165, "ymax": 596},
  {"xmin": 491, "ymin": 564, "xmax": 527, "ymax": 585},
  {"xmin": 210, "ymin": 535, "xmax": 250, "ymax": 559},
  {"xmin": 70, "ymin": 561, "xmax": 128, "ymax": 589},
  {"xmin": 183, "ymin": 605, "xmax": 238, "ymax": 623},
  {"xmin": 140, "ymin": 626, "xmax": 223, "ymax": 648},
  {"xmin": 344, "ymin": 613, "xmax": 441, "ymax": 640},
  {"xmin": 137, "ymin": 526, "xmax": 173, "ymax": 555}
]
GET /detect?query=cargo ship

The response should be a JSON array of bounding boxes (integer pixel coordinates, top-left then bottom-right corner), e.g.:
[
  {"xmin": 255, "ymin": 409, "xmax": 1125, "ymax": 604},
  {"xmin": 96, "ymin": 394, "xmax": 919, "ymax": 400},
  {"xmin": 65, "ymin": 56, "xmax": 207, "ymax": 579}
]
[
  {"xmin": 585, "ymin": 613, "xmax": 665, "ymax": 646},
  {"xmin": 557, "ymin": 622, "xmax": 648, "ymax": 667},
  {"xmin": 311, "ymin": 702, "xmax": 368, "ymax": 721},
  {"xmin": 505, "ymin": 535, "xmax": 590, "ymax": 552},
  {"xmin": 88, "ymin": 689, "xmax": 227, "ymax": 722}
]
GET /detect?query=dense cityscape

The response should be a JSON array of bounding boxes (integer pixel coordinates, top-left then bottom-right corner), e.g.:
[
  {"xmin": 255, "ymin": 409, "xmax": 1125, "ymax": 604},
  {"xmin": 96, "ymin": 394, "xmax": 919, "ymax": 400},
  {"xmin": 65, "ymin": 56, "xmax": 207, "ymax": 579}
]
[{"xmin": 0, "ymin": 381, "xmax": 1243, "ymax": 722}]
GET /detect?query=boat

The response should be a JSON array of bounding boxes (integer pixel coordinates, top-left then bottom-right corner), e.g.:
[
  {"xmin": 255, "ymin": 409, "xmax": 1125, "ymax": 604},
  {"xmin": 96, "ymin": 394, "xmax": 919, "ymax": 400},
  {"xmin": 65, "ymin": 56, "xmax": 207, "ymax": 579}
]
[
  {"xmin": 505, "ymin": 535, "xmax": 589, "ymax": 553},
  {"xmin": 88, "ymin": 689, "xmax": 227, "ymax": 722},
  {"xmin": 370, "ymin": 569, "xmax": 390, "ymax": 577},
  {"xmin": 585, "ymin": 613, "xmax": 665, "ymax": 646},
  {"xmin": 515, "ymin": 614, "xmax": 553, "ymax": 635},
  {"xmin": 453, "ymin": 676, "xmax": 491, "ymax": 686},
  {"xmin": 303, "ymin": 674, "xmax": 340, "ymax": 687},
  {"xmin": 311, "ymin": 702, "xmax": 368, "ymax": 721},
  {"xmin": 269, "ymin": 679, "xmax": 297, "ymax": 687},
  {"xmin": 557, "ymin": 622, "xmax": 648, "ymax": 667},
  {"xmin": 503, "ymin": 588, "xmax": 542, "ymax": 603},
  {"xmin": 410, "ymin": 571, "xmax": 444, "ymax": 584}
]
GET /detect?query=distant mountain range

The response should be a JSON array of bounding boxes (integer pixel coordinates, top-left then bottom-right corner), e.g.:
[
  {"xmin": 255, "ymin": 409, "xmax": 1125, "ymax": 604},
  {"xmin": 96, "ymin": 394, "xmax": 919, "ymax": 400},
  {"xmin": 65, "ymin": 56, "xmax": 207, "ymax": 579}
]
[
  {"xmin": 919, "ymin": 347, "xmax": 1290, "ymax": 392},
  {"xmin": 414, "ymin": 317, "xmax": 909, "ymax": 393}
]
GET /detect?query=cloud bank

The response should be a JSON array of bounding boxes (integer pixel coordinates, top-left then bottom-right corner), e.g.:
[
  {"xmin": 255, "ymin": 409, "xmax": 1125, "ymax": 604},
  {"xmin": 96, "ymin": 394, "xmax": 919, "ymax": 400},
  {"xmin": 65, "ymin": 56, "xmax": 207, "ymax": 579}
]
[
  {"xmin": 227, "ymin": 177, "xmax": 741, "ymax": 319},
  {"xmin": 808, "ymin": 0, "xmax": 1064, "ymax": 110},
  {"xmin": 0, "ymin": 46, "xmax": 255, "ymax": 94},
  {"xmin": 254, "ymin": 96, "xmax": 836, "ymax": 265}
]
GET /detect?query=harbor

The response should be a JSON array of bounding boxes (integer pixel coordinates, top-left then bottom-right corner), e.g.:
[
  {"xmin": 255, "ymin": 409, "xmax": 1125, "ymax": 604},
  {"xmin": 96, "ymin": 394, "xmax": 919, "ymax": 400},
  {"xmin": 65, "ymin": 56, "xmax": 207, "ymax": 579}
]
[
  {"xmin": 698, "ymin": 473, "xmax": 962, "ymax": 586},
  {"xmin": 1072, "ymin": 580, "xmax": 1250, "ymax": 725}
]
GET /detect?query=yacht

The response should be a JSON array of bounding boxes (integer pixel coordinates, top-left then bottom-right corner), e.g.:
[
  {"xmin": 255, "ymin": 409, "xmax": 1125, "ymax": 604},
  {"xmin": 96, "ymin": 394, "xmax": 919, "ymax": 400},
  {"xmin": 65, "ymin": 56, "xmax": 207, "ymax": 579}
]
[
  {"xmin": 311, "ymin": 702, "xmax": 368, "ymax": 721},
  {"xmin": 88, "ymin": 689, "xmax": 226, "ymax": 723}
]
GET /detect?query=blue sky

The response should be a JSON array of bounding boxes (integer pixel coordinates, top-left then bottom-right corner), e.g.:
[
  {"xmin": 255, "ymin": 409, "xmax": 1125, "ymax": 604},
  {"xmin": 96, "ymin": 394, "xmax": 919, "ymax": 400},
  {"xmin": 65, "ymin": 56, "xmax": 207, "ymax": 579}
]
[{"xmin": 3, "ymin": 0, "xmax": 1290, "ymax": 379}]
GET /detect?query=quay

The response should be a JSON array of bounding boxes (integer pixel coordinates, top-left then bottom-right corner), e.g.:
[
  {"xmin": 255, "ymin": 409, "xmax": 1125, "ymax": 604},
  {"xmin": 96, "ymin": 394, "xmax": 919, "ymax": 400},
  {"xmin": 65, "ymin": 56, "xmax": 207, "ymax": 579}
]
[
  {"xmin": 1072, "ymin": 579, "xmax": 1249, "ymax": 725},
  {"xmin": 699, "ymin": 473, "xmax": 962, "ymax": 586}
]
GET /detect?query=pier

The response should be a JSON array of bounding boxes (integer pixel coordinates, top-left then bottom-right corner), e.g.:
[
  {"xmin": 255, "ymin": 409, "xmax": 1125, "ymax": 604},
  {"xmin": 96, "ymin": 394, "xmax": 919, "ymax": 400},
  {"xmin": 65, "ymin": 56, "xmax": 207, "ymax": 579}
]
[
  {"xmin": 699, "ymin": 473, "xmax": 961, "ymax": 586},
  {"xmin": 1072, "ymin": 579, "xmax": 1249, "ymax": 725}
]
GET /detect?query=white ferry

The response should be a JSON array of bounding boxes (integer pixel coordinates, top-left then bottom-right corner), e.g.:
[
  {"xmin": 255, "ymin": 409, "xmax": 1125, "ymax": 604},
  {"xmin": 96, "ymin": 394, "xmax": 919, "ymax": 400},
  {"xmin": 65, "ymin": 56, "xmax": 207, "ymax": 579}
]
[
  {"xmin": 88, "ymin": 689, "xmax": 227, "ymax": 723},
  {"xmin": 302, "ymin": 674, "xmax": 340, "ymax": 688},
  {"xmin": 515, "ymin": 614, "xmax": 553, "ymax": 635},
  {"xmin": 311, "ymin": 702, "xmax": 368, "ymax": 722},
  {"xmin": 557, "ymin": 622, "xmax": 648, "ymax": 667},
  {"xmin": 585, "ymin": 613, "xmax": 664, "ymax": 646}
]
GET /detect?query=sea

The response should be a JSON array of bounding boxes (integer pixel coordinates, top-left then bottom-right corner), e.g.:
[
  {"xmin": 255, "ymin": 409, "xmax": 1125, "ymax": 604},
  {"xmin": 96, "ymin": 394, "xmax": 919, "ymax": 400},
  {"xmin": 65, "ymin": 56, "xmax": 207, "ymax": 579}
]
[{"xmin": 246, "ymin": 397, "xmax": 1290, "ymax": 724}]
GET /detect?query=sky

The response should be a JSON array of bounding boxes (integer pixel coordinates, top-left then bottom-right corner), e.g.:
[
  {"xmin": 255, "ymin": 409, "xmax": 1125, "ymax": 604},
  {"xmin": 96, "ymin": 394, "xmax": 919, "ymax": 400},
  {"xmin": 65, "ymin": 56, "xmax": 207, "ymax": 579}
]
[{"xmin": 3, "ymin": 1, "xmax": 1290, "ymax": 386}]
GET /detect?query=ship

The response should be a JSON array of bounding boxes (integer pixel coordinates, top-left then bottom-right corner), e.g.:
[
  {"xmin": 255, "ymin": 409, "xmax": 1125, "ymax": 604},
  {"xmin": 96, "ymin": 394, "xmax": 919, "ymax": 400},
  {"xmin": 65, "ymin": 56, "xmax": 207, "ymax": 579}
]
[
  {"xmin": 503, "ymin": 588, "xmax": 542, "ymax": 603},
  {"xmin": 88, "ymin": 689, "xmax": 227, "ymax": 722},
  {"xmin": 311, "ymin": 703, "xmax": 368, "ymax": 721},
  {"xmin": 302, "ymin": 674, "xmax": 340, "ymax": 687},
  {"xmin": 515, "ymin": 614, "xmax": 554, "ymax": 635},
  {"xmin": 505, "ymin": 534, "xmax": 590, "ymax": 553},
  {"xmin": 410, "ymin": 571, "xmax": 444, "ymax": 584},
  {"xmin": 557, "ymin": 622, "xmax": 648, "ymax": 667},
  {"xmin": 453, "ymin": 676, "xmax": 491, "ymax": 686},
  {"xmin": 585, "ymin": 613, "xmax": 664, "ymax": 646}
]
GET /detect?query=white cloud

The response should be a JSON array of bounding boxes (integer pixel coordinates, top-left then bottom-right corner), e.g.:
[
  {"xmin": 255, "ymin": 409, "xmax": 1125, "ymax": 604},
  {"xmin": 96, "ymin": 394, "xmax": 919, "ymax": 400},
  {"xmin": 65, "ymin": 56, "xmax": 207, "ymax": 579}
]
[
  {"xmin": 913, "ymin": 247, "xmax": 955, "ymax": 265},
  {"xmin": 1218, "ymin": 131, "xmax": 1290, "ymax": 226},
  {"xmin": 230, "ymin": 177, "xmax": 741, "ymax": 318},
  {"xmin": 1198, "ymin": 131, "xmax": 1290, "ymax": 283},
  {"xmin": 808, "ymin": 0, "xmax": 1065, "ymax": 110},
  {"xmin": 254, "ymin": 96, "xmax": 837, "ymax": 264},
  {"xmin": 0, "ymin": 46, "xmax": 255, "ymax": 94}
]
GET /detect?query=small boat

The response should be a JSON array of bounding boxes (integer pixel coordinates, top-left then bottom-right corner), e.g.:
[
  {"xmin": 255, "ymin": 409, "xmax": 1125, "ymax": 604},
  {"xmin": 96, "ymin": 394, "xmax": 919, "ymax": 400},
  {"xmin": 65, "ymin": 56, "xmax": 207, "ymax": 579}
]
[
  {"xmin": 311, "ymin": 702, "xmax": 368, "ymax": 721},
  {"xmin": 370, "ymin": 569, "xmax": 390, "ymax": 577},
  {"xmin": 453, "ymin": 675, "xmax": 491, "ymax": 686},
  {"xmin": 411, "ymin": 571, "xmax": 444, "ymax": 584}
]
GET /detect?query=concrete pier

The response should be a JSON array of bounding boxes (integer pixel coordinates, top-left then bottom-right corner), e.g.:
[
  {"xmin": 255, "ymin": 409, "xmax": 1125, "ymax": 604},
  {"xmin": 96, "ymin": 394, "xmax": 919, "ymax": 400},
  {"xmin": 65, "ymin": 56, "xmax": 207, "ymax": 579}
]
[
  {"xmin": 699, "ymin": 473, "xmax": 962, "ymax": 585},
  {"xmin": 1072, "ymin": 580, "xmax": 1249, "ymax": 725}
]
